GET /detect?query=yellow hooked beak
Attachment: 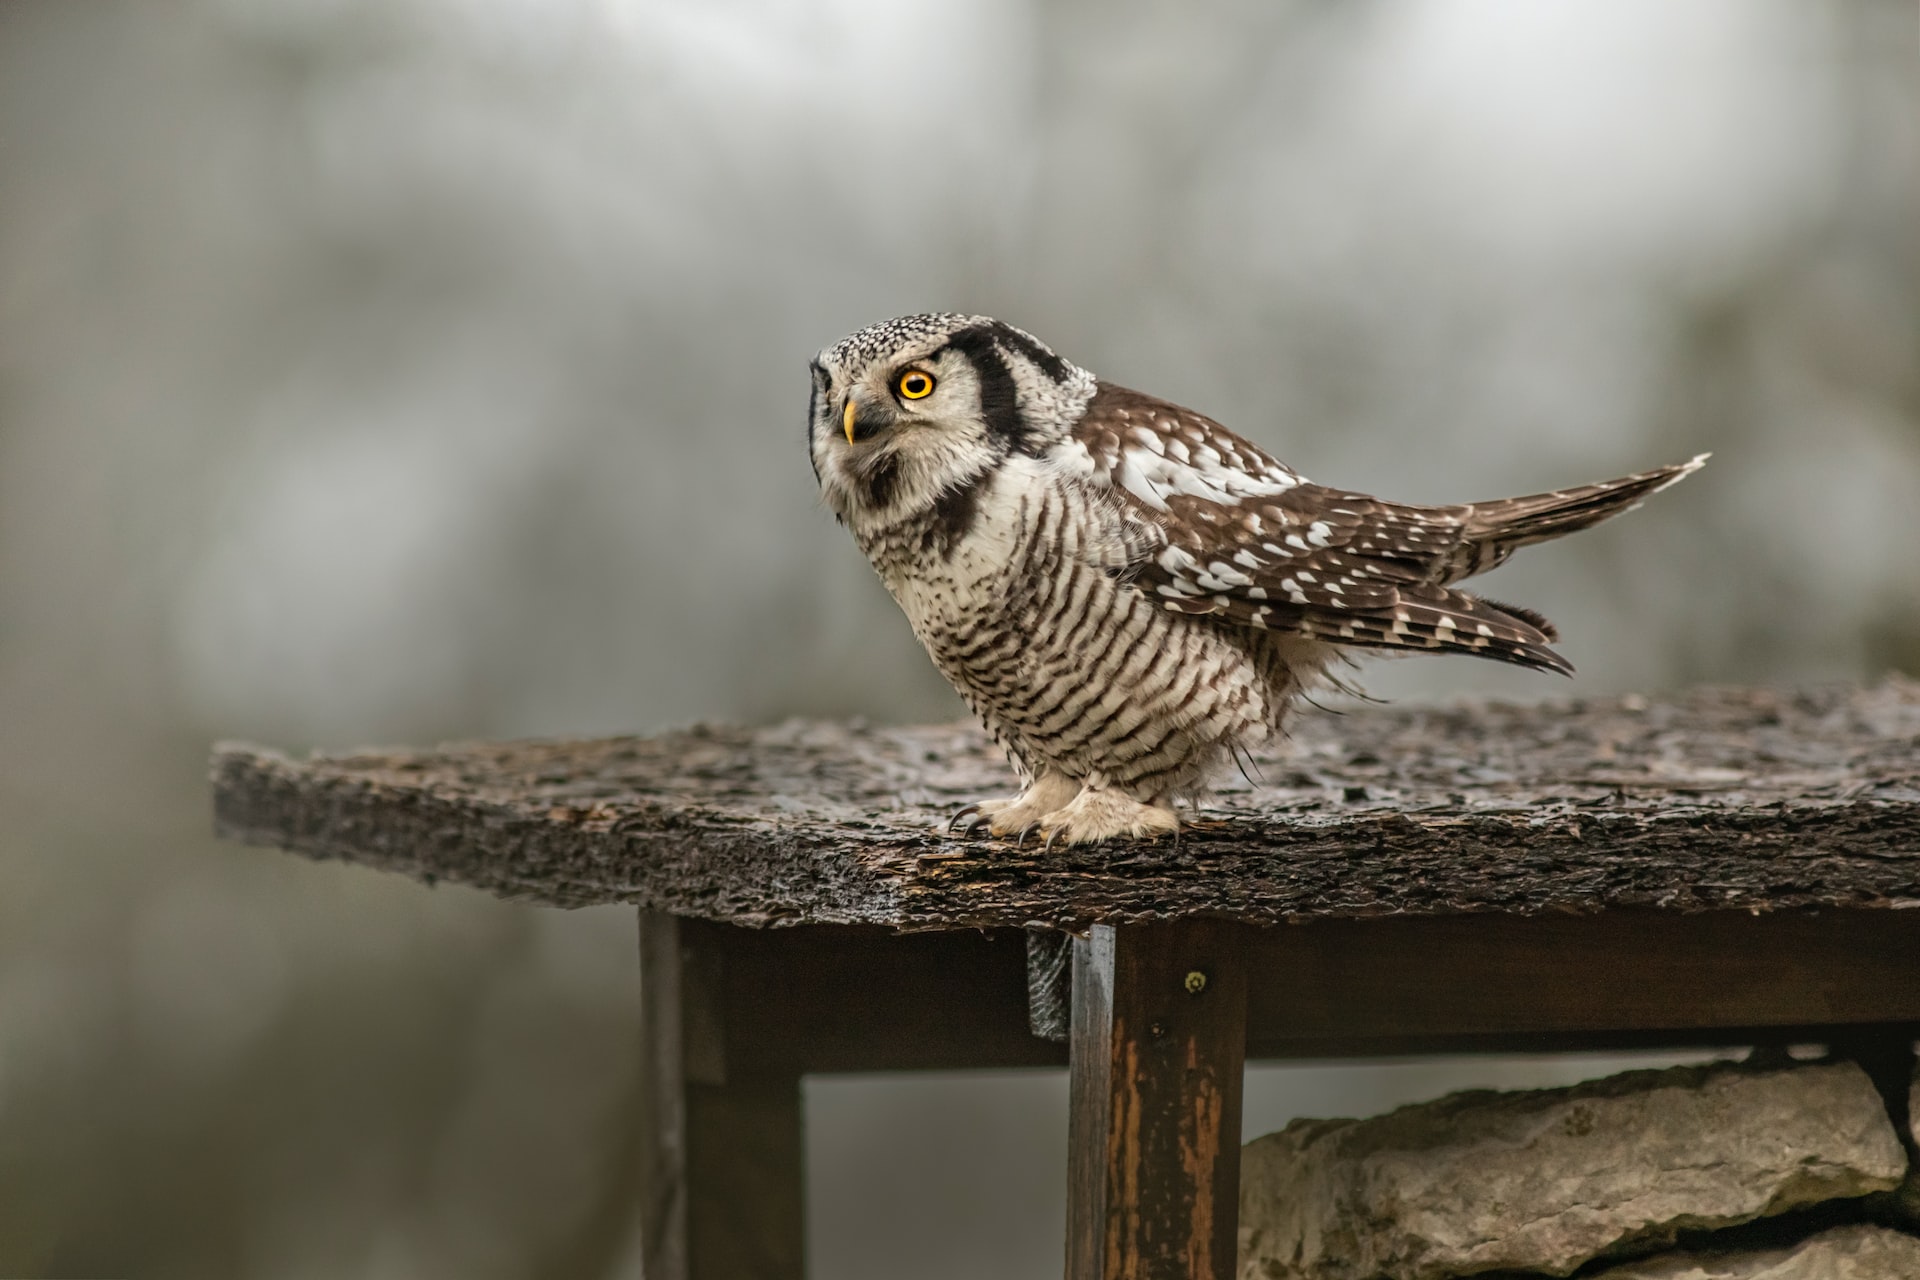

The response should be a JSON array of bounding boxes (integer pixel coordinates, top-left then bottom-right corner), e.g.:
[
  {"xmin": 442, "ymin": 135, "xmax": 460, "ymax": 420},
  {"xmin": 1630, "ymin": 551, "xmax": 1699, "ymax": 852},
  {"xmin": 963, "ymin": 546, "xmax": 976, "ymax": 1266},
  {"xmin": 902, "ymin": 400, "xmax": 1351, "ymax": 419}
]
[{"xmin": 843, "ymin": 397, "xmax": 857, "ymax": 445}]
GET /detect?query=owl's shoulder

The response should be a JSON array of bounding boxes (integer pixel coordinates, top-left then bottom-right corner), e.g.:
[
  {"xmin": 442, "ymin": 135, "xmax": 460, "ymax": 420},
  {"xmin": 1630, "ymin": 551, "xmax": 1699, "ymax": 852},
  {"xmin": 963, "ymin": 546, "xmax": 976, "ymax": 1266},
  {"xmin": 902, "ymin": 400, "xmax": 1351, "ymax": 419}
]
[{"xmin": 1048, "ymin": 380, "xmax": 1301, "ymax": 515}]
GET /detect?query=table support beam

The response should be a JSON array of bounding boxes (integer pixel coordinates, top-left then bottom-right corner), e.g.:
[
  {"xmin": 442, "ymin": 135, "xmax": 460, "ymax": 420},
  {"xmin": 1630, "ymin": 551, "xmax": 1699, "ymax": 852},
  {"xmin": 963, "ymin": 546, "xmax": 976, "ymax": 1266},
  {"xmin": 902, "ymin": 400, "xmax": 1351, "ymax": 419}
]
[
  {"xmin": 638, "ymin": 911, "xmax": 806, "ymax": 1280},
  {"xmin": 1068, "ymin": 920, "xmax": 1248, "ymax": 1280},
  {"xmin": 686, "ymin": 1078, "xmax": 804, "ymax": 1280}
]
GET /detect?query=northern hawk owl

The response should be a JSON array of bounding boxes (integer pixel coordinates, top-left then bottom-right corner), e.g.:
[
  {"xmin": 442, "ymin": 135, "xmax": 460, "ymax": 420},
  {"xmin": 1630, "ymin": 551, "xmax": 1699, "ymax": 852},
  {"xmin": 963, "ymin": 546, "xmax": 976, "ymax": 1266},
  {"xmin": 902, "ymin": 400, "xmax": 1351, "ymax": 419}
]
[{"xmin": 809, "ymin": 314, "xmax": 1703, "ymax": 845}]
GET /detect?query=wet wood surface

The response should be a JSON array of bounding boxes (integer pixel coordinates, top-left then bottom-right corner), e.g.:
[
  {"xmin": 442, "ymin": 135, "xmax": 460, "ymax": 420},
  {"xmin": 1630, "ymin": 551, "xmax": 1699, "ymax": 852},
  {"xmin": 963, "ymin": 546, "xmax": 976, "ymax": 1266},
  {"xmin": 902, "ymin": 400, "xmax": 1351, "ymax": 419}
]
[{"xmin": 214, "ymin": 680, "xmax": 1920, "ymax": 931}]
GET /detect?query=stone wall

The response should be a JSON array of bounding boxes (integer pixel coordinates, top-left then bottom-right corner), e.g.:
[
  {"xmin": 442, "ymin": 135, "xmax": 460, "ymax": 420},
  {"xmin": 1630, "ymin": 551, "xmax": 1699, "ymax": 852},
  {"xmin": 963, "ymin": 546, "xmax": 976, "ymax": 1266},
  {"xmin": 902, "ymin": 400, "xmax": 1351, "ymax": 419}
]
[{"xmin": 1240, "ymin": 1056, "xmax": 1920, "ymax": 1279}]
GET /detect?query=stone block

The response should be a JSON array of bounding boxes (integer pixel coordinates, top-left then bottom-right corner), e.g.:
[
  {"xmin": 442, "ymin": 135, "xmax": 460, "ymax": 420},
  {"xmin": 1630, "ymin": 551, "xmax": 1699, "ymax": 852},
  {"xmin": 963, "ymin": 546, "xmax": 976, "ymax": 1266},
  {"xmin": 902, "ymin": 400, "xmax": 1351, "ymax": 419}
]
[
  {"xmin": 1239, "ymin": 1061, "xmax": 1906, "ymax": 1280},
  {"xmin": 1591, "ymin": 1224, "xmax": 1920, "ymax": 1278}
]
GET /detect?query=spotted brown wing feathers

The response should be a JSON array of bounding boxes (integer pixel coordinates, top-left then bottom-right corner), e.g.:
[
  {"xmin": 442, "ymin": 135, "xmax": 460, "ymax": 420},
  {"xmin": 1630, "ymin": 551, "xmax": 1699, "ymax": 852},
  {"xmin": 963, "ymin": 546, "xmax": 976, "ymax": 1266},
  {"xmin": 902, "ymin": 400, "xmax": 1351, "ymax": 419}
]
[
  {"xmin": 1071, "ymin": 383, "xmax": 1703, "ymax": 676},
  {"xmin": 1139, "ymin": 483, "xmax": 1576, "ymax": 672},
  {"xmin": 1159, "ymin": 575, "xmax": 1574, "ymax": 674}
]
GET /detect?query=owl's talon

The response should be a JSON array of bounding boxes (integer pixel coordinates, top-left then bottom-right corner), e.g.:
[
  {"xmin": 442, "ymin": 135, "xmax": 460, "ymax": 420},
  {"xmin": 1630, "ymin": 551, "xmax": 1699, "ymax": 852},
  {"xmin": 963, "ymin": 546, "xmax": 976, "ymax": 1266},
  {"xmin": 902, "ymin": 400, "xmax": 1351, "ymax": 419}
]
[
  {"xmin": 1032, "ymin": 789, "xmax": 1180, "ymax": 847},
  {"xmin": 960, "ymin": 774, "xmax": 1080, "ymax": 841},
  {"xmin": 1043, "ymin": 827, "xmax": 1063, "ymax": 854},
  {"xmin": 947, "ymin": 804, "xmax": 984, "ymax": 835},
  {"xmin": 1014, "ymin": 821, "xmax": 1041, "ymax": 849}
]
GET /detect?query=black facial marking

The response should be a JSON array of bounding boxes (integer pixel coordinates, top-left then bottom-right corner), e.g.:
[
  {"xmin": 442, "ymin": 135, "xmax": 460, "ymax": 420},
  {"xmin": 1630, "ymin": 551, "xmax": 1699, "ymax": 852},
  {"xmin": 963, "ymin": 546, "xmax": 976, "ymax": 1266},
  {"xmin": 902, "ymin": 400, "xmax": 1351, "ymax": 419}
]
[
  {"xmin": 921, "ymin": 471, "xmax": 987, "ymax": 560},
  {"xmin": 943, "ymin": 324, "xmax": 1038, "ymax": 456},
  {"xmin": 807, "ymin": 363, "xmax": 827, "ymax": 481},
  {"xmin": 862, "ymin": 451, "xmax": 902, "ymax": 510},
  {"xmin": 987, "ymin": 321, "xmax": 1071, "ymax": 384}
]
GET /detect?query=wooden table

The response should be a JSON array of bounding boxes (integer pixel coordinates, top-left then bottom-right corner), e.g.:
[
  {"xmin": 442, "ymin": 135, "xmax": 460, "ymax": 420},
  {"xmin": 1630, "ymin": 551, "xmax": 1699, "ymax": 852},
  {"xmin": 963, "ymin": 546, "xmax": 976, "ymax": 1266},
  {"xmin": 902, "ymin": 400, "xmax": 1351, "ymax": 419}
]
[{"xmin": 212, "ymin": 680, "xmax": 1920, "ymax": 1279}]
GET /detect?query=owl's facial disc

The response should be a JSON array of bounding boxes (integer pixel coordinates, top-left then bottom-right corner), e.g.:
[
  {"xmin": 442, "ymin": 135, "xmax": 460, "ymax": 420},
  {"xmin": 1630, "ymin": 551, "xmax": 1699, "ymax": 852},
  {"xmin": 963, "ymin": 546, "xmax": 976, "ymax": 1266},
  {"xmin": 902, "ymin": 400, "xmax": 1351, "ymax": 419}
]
[
  {"xmin": 842, "ymin": 358, "xmax": 947, "ymax": 446},
  {"xmin": 839, "ymin": 386, "xmax": 898, "ymax": 446},
  {"xmin": 813, "ymin": 313, "xmax": 1097, "ymax": 528}
]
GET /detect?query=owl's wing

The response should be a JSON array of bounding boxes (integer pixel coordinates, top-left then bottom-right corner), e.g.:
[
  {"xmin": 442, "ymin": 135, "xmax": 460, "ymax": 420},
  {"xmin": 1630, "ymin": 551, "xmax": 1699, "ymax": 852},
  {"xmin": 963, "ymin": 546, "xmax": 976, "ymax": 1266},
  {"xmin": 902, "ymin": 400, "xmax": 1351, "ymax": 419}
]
[{"xmin": 1063, "ymin": 382, "xmax": 1688, "ymax": 675}]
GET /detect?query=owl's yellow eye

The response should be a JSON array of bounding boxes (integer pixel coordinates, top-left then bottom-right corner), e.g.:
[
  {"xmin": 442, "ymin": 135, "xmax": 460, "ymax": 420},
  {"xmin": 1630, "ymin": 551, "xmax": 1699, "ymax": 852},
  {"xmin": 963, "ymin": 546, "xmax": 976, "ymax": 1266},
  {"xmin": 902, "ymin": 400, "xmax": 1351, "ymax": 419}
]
[{"xmin": 897, "ymin": 370, "xmax": 936, "ymax": 400}]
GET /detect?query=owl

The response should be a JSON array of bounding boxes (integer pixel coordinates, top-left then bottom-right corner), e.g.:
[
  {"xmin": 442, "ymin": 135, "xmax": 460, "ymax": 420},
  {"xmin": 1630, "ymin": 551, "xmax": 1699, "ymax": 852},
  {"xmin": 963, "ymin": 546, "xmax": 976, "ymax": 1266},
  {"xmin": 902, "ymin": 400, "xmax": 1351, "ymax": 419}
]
[{"xmin": 808, "ymin": 314, "xmax": 1704, "ymax": 846}]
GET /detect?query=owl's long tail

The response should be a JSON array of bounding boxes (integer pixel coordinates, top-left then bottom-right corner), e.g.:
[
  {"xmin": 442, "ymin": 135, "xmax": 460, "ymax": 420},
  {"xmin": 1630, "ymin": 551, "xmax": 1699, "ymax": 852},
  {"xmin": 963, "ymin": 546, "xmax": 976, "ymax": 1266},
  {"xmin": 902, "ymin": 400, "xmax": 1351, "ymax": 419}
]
[
  {"xmin": 1290, "ymin": 454, "xmax": 1707, "ymax": 676},
  {"xmin": 1451, "ymin": 454, "xmax": 1709, "ymax": 580}
]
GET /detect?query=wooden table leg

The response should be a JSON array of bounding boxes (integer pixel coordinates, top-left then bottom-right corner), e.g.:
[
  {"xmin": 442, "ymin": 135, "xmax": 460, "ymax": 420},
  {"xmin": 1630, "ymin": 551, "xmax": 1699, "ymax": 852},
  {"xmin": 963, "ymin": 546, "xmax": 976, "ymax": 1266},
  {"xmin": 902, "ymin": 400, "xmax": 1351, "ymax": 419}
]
[
  {"xmin": 638, "ymin": 912, "xmax": 691, "ymax": 1278},
  {"xmin": 638, "ymin": 912, "xmax": 807, "ymax": 1280},
  {"xmin": 1068, "ymin": 920, "xmax": 1248, "ymax": 1280}
]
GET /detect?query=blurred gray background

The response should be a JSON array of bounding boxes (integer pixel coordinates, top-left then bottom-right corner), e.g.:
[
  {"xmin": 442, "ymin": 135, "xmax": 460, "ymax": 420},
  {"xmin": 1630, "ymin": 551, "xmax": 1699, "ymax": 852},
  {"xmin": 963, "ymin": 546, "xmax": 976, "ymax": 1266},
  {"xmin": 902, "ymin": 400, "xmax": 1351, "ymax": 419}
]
[{"xmin": 0, "ymin": 0, "xmax": 1914, "ymax": 1276}]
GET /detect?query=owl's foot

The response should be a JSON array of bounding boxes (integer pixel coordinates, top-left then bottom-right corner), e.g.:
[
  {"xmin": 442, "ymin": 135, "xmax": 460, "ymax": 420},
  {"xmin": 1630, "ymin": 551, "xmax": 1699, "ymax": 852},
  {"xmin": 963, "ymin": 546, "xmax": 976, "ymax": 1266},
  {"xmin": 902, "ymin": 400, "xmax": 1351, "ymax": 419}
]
[
  {"xmin": 947, "ymin": 772, "xmax": 1080, "ymax": 840},
  {"xmin": 1038, "ymin": 788, "xmax": 1180, "ymax": 847}
]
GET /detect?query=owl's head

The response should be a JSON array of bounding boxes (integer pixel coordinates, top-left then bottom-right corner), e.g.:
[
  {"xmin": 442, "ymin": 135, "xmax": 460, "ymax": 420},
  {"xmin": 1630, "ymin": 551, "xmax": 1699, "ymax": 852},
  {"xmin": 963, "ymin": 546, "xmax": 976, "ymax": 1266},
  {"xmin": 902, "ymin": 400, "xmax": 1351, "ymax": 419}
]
[{"xmin": 808, "ymin": 314, "xmax": 1097, "ymax": 528}]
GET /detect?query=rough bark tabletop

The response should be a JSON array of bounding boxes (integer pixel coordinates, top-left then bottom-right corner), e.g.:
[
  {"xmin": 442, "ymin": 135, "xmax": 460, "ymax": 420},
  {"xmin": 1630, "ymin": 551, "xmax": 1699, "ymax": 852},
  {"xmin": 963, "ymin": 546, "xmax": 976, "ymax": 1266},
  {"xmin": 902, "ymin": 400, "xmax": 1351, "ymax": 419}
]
[{"xmin": 212, "ymin": 679, "xmax": 1920, "ymax": 931}]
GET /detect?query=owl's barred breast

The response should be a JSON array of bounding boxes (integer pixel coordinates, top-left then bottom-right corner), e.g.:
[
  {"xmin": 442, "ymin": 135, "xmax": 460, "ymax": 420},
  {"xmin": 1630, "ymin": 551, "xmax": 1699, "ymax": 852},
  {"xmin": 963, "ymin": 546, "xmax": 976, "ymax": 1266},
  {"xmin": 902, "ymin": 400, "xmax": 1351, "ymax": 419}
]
[{"xmin": 858, "ymin": 460, "xmax": 1293, "ymax": 798}]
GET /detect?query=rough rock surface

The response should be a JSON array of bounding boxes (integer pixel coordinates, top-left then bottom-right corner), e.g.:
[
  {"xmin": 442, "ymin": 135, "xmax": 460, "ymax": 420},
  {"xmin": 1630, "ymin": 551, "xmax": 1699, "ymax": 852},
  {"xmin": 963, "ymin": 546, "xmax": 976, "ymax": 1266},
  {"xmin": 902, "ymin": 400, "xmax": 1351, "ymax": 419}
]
[
  {"xmin": 1866, "ymin": 1061, "xmax": 1920, "ymax": 1232},
  {"xmin": 1591, "ymin": 1225, "xmax": 1920, "ymax": 1278},
  {"xmin": 1238, "ymin": 1062, "xmax": 1906, "ymax": 1280}
]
